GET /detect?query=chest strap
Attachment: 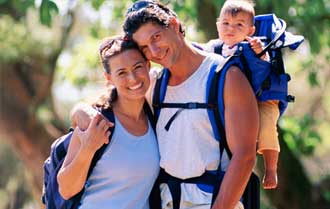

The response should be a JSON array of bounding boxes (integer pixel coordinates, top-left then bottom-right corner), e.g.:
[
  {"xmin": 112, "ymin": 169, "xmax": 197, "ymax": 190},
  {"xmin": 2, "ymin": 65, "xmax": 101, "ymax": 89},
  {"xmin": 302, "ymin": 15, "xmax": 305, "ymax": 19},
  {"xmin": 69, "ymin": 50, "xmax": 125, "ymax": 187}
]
[{"xmin": 154, "ymin": 102, "xmax": 216, "ymax": 131}]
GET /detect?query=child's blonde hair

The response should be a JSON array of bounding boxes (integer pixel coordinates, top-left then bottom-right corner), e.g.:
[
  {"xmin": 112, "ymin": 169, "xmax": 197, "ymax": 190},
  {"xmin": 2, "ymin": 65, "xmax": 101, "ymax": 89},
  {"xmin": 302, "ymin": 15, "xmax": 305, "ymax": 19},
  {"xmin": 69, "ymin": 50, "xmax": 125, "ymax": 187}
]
[{"xmin": 219, "ymin": 0, "xmax": 255, "ymax": 26}]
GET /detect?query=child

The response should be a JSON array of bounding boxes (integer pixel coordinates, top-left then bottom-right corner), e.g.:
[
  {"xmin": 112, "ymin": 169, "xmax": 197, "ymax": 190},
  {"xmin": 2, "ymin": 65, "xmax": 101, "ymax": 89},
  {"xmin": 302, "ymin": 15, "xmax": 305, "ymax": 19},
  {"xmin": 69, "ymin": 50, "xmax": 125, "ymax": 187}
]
[{"xmin": 208, "ymin": 0, "xmax": 280, "ymax": 189}]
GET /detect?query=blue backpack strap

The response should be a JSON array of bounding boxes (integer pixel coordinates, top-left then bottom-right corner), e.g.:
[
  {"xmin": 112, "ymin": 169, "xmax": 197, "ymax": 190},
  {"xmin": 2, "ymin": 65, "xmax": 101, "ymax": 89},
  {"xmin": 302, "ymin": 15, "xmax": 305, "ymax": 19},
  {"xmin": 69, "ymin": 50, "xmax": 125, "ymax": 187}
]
[
  {"xmin": 143, "ymin": 100, "xmax": 156, "ymax": 131},
  {"xmin": 152, "ymin": 68, "xmax": 170, "ymax": 120},
  {"xmin": 206, "ymin": 58, "xmax": 260, "ymax": 209},
  {"xmin": 152, "ymin": 68, "xmax": 214, "ymax": 131},
  {"xmin": 214, "ymin": 43, "xmax": 223, "ymax": 55}
]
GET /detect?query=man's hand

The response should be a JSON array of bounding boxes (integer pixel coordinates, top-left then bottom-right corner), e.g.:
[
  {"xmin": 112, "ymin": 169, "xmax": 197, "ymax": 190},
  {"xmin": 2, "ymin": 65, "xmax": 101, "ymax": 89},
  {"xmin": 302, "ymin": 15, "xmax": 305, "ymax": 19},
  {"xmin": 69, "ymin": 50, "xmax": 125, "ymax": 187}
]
[{"xmin": 70, "ymin": 103, "xmax": 113, "ymax": 131}]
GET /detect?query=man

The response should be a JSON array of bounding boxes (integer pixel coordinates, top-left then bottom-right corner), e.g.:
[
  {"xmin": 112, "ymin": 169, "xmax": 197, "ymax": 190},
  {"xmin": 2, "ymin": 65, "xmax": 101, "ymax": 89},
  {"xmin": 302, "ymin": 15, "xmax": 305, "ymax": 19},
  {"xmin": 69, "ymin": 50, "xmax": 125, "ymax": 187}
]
[{"xmin": 123, "ymin": 1, "xmax": 259, "ymax": 209}]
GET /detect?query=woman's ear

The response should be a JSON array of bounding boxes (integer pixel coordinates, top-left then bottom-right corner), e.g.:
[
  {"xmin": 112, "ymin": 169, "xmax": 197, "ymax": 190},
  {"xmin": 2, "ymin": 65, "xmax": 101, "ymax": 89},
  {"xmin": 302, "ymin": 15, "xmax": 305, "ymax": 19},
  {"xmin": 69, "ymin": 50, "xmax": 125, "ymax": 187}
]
[{"xmin": 104, "ymin": 71, "xmax": 113, "ymax": 84}]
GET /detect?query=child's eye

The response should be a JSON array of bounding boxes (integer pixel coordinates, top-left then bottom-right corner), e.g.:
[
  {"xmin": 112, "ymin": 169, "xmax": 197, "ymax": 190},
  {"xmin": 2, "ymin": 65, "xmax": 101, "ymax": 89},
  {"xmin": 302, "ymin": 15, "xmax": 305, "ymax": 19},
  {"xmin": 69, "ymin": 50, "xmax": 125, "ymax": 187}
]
[
  {"xmin": 237, "ymin": 23, "xmax": 243, "ymax": 27},
  {"xmin": 222, "ymin": 22, "xmax": 229, "ymax": 25}
]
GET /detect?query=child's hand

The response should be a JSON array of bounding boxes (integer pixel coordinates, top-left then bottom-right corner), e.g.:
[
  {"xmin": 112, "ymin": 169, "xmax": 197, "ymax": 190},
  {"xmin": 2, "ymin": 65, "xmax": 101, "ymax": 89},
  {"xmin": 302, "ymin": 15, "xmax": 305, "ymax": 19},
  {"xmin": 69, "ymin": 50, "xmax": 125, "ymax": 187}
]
[{"xmin": 246, "ymin": 36, "xmax": 267, "ymax": 60}]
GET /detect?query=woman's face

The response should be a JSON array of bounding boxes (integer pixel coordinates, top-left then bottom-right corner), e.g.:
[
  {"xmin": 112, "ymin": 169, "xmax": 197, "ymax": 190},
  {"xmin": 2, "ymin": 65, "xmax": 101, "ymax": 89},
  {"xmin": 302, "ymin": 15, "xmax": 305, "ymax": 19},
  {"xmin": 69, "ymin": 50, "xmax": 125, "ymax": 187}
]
[{"xmin": 105, "ymin": 49, "xmax": 150, "ymax": 101}]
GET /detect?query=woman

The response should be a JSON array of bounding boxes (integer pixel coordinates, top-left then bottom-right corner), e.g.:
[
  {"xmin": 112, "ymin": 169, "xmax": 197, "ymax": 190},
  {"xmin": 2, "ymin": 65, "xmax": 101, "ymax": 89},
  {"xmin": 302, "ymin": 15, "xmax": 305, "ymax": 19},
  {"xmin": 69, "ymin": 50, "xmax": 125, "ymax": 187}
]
[{"xmin": 57, "ymin": 35, "xmax": 160, "ymax": 209}]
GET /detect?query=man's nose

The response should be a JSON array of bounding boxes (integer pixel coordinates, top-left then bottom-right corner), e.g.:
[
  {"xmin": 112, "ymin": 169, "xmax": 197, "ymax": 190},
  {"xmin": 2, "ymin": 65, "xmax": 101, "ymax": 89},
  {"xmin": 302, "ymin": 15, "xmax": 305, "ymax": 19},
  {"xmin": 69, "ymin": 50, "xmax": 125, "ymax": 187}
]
[{"xmin": 149, "ymin": 44, "xmax": 161, "ymax": 58}]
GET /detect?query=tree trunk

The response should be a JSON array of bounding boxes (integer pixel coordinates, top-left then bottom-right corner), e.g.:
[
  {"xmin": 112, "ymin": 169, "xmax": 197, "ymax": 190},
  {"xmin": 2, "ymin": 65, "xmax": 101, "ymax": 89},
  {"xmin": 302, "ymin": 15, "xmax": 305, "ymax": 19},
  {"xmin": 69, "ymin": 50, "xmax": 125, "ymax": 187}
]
[
  {"xmin": 0, "ymin": 61, "xmax": 61, "ymax": 198},
  {"xmin": 196, "ymin": 0, "xmax": 219, "ymax": 41}
]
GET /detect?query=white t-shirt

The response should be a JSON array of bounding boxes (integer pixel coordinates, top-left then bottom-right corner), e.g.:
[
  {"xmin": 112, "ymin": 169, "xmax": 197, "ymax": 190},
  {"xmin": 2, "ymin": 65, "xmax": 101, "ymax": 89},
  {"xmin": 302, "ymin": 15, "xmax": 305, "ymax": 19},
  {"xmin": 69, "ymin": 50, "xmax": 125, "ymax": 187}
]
[{"xmin": 149, "ymin": 52, "xmax": 231, "ymax": 208}]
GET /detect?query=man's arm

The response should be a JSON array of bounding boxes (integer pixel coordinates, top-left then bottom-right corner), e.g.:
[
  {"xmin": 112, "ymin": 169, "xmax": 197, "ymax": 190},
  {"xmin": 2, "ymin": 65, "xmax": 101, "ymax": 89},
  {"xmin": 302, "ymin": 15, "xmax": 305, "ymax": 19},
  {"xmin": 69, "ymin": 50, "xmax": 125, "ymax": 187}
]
[{"xmin": 212, "ymin": 66, "xmax": 259, "ymax": 209}]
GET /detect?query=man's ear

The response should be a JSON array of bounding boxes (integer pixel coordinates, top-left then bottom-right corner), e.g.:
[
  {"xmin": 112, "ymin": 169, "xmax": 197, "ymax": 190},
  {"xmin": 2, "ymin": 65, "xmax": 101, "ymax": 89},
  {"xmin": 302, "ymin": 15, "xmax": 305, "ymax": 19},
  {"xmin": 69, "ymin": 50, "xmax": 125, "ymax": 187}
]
[
  {"xmin": 168, "ymin": 16, "xmax": 180, "ymax": 34},
  {"xmin": 249, "ymin": 26, "xmax": 256, "ymax": 36}
]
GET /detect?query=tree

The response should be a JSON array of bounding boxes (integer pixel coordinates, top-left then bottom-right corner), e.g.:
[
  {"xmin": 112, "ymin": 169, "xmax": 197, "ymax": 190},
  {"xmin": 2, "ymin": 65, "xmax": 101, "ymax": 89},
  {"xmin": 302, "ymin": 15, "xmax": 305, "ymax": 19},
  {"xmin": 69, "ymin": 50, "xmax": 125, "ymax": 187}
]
[{"xmin": 0, "ymin": 0, "xmax": 329, "ymax": 208}]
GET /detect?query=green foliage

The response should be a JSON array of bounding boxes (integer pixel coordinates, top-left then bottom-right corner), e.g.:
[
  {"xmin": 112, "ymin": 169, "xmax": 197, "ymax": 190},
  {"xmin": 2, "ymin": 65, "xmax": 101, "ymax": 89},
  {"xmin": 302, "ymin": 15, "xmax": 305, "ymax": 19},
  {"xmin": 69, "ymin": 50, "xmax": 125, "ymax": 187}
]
[
  {"xmin": 91, "ymin": 0, "xmax": 106, "ymax": 10},
  {"xmin": 0, "ymin": 0, "xmax": 34, "ymax": 20},
  {"xmin": 0, "ymin": 15, "xmax": 43, "ymax": 63},
  {"xmin": 0, "ymin": 13, "xmax": 59, "ymax": 70},
  {"xmin": 56, "ymin": 37, "xmax": 104, "ymax": 88},
  {"xmin": 280, "ymin": 115, "xmax": 322, "ymax": 156},
  {"xmin": 39, "ymin": 0, "xmax": 59, "ymax": 27}
]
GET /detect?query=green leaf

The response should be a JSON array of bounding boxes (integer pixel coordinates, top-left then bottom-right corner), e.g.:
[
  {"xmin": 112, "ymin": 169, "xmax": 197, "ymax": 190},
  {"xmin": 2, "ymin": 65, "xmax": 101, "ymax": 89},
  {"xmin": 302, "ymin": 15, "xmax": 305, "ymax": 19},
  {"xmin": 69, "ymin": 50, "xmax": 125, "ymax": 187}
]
[
  {"xmin": 91, "ymin": 0, "xmax": 106, "ymax": 10},
  {"xmin": 308, "ymin": 71, "xmax": 319, "ymax": 87},
  {"xmin": 39, "ymin": 0, "xmax": 59, "ymax": 27}
]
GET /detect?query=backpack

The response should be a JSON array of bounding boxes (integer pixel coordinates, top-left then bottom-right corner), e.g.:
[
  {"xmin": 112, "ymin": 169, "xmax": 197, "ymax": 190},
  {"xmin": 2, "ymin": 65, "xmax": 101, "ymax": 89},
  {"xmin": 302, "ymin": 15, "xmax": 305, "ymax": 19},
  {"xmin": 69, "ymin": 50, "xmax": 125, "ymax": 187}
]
[
  {"xmin": 150, "ymin": 14, "xmax": 304, "ymax": 209},
  {"xmin": 42, "ymin": 101, "xmax": 155, "ymax": 209},
  {"xmin": 209, "ymin": 13, "xmax": 304, "ymax": 115}
]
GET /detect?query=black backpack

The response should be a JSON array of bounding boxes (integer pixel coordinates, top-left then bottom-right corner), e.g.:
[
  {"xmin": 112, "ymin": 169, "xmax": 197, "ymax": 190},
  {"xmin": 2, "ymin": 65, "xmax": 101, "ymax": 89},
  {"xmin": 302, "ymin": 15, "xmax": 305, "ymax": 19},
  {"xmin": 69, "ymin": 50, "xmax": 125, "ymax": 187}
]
[{"xmin": 42, "ymin": 102, "xmax": 155, "ymax": 209}]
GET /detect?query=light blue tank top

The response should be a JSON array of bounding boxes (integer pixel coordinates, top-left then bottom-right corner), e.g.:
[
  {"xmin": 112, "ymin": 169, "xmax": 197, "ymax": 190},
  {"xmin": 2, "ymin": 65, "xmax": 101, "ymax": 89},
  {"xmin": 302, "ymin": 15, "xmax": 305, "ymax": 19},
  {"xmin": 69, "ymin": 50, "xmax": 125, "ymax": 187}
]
[{"xmin": 79, "ymin": 116, "xmax": 160, "ymax": 209}]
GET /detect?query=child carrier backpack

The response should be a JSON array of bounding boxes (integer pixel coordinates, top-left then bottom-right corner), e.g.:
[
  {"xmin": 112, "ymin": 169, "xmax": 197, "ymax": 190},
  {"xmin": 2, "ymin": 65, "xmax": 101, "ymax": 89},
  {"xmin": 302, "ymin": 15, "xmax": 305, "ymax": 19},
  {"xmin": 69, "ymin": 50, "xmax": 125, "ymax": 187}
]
[
  {"xmin": 42, "ymin": 101, "xmax": 155, "ymax": 209},
  {"xmin": 150, "ymin": 14, "xmax": 303, "ymax": 209},
  {"xmin": 209, "ymin": 13, "xmax": 304, "ymax": 115}
]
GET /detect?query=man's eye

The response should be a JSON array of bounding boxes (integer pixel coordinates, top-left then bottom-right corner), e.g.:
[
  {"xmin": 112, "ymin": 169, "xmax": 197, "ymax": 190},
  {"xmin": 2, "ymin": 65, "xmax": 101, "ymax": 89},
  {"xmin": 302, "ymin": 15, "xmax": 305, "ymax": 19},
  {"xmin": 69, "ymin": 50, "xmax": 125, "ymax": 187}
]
[{"xmin": 153, "ymin": 33, "xmax": 160, "ymax": 41}]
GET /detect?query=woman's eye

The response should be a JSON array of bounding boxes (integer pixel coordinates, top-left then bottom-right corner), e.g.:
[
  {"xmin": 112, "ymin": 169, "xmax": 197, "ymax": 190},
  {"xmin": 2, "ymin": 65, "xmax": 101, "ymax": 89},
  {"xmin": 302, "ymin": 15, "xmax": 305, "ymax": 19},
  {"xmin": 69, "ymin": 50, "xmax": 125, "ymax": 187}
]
[
  {"xmin": 134, "ymin": 64, "xmax": 143, "ymax": 71},
  {"xmin": 118, "ymin": 71, "xmax": 126, "ymax": 76}
]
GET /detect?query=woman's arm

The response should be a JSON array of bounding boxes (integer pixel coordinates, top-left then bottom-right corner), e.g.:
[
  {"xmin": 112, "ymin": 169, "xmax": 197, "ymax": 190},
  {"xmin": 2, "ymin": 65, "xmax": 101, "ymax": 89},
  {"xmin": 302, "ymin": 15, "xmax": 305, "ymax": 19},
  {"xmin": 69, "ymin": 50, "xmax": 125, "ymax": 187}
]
[{"xmin": 57, "ymin": 114, "xmax": 111, "ymax": 199}]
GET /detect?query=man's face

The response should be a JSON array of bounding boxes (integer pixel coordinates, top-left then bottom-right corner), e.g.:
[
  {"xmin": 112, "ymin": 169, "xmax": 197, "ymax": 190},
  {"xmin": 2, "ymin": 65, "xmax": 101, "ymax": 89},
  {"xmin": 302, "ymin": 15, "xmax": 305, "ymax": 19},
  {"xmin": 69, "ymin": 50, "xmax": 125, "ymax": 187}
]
[
  {"xmin": 216, "ymin": 12, "xmax": 255, "ymax": 47},
  {"xmin": 132, "ymin": 22, "xmax": 181, "ymax": 69}
]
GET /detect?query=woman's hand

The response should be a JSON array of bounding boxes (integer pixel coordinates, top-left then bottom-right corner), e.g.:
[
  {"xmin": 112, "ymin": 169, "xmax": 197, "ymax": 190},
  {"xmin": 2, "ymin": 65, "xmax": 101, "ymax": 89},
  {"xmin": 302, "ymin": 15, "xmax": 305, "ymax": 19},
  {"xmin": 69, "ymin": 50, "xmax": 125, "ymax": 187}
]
[{"xmin": 76, "ymin": 114, "xmax": 112, "ymax": 153}]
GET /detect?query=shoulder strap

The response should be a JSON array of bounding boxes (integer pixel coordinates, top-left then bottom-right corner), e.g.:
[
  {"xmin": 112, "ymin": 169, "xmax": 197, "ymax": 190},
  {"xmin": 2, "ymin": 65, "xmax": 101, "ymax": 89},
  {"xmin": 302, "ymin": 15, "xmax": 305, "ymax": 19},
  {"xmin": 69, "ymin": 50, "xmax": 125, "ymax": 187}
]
[
  {"xmin": 206, "ymin": 62, "xmax": 233, "ymax": 160},
  {"xmin": 152, "ymin": 68, "xmax": 170, "ymax": 120},
  {"xmin": 88, "ymin": 108, "xmax": 115, "ymax": 175},
  {"xmin": 214, "ymin": 43, "xmax": 223, "ymax": 55},
  {"xmin": 143, "ymin": 100, "xmax": 156, "ymax": 131}
]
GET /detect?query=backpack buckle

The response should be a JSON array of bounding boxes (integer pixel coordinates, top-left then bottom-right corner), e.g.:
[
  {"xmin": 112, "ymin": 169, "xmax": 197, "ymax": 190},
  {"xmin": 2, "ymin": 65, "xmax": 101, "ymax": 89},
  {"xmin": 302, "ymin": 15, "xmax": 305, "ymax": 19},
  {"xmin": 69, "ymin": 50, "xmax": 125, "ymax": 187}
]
[{"xmin": 187, "ymin": 102, "xmax": 197, "ymax": 109}]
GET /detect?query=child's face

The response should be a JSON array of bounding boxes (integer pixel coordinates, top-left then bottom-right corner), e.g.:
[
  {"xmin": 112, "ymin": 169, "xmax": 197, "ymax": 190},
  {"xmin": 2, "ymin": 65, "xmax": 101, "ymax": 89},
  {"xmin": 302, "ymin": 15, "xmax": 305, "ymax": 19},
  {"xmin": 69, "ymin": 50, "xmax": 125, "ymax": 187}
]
[{"xmin": 216, "ymin": 12, "xmax": 255, "ymax": 47}]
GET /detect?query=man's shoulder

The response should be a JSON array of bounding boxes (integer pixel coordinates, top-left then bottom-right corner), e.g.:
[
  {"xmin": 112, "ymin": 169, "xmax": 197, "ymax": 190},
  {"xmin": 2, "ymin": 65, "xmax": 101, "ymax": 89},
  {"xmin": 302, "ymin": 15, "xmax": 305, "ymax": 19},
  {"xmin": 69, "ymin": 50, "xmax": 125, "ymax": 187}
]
[
  {"xmin": 202, "ymin": 50, "xmax": 231, "ymax": 72},
  {"xmin": 203, "ymin": 39, "xmax": 223, "ymax": 53}
]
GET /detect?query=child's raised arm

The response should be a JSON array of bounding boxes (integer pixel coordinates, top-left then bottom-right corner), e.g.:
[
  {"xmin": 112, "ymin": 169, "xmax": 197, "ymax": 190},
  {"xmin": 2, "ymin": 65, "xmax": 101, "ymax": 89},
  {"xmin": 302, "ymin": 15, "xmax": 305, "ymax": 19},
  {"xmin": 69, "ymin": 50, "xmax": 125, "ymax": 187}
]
[{"xmin": 246, "ymin": 36, "xmax": 269, "ymax": 61}]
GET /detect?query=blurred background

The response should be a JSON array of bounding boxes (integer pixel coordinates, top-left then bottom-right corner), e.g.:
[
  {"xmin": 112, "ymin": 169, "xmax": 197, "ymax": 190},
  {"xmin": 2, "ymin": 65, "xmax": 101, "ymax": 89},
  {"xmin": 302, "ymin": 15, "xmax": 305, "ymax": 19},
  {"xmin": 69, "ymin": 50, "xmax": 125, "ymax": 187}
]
[{"xmin": 0, "ymin": 0, "xmax": 329, "ymax": 208}]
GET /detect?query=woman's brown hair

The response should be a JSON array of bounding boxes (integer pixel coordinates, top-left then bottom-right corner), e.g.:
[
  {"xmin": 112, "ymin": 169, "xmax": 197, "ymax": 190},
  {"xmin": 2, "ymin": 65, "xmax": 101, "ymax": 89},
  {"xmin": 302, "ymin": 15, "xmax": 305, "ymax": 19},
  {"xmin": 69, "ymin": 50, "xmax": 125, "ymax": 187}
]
[{"xmin": 94, "ymin": 35, "xmax": 145, "ymax": 110}]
